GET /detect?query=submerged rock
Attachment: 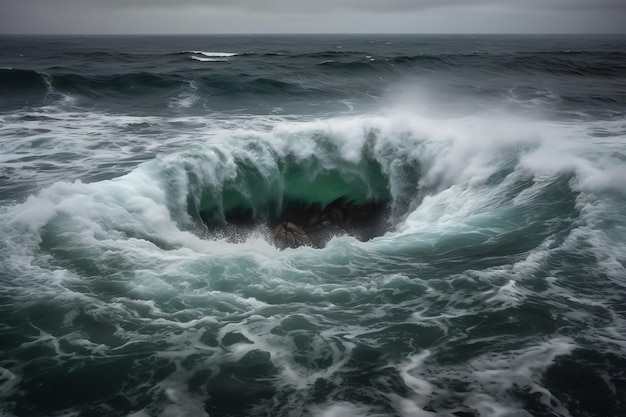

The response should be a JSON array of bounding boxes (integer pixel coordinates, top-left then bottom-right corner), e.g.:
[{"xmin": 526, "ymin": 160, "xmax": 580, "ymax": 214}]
[
  {"xmin": 203, "ymin": 197, "xmax": 389, "ymax": 249},
  {"xmin": 271, "ymin": 221, "xmax": 313, "ymax": 249},
  {"xmin": 270, "ymin": 198, "xmax": 389, "ymax": 249}
]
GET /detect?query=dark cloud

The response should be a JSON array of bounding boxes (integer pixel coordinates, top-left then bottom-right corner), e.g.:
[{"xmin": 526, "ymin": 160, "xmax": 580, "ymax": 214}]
[{"xmin": 0, "ymin": 0, "xmax": 624, "ymax": 34}]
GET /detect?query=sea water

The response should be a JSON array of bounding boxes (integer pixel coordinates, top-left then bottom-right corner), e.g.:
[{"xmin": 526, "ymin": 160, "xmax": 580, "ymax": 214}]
[{"xmin": 1, "ymin": 34, "xmax": 625, "ymax": 417}]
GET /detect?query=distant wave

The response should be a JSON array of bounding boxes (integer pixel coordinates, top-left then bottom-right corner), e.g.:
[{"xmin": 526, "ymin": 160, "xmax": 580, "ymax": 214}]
[
  {"xmin": 185, "ymin": 51, "xmax": 238, "ymax": 58},
  {"xmin": 0, "ymin": 68, "xmax": 65, "ymax": 110},
  {"xmin": 182, "ymin": 51, "xmax": 238, "ymax": 63},
  {"xmin": 0, "ymin": 67, "xmax": 330, "ymax": 112},
  {"xmin": 291, "ymin": 51, "xmax": 367, "ymax": 59},
  {"xmin": 3, "ymin": 47, "xmax": 625, "ymax": 114},
  {"xmin": 190, "ymin": 56, "xmax": 229, "ymax": 62}
]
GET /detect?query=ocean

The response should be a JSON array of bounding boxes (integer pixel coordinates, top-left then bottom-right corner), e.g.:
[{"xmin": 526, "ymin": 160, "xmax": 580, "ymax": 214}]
[{"xmin": 1, "ymin": 34, "xmax": 625, "ymax": 417}]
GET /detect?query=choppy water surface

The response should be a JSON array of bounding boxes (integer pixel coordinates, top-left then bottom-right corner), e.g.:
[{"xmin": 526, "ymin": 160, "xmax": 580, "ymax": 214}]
[{"xmin": 1, "ymin": 35, "xmax": 626, "ymax": 417}]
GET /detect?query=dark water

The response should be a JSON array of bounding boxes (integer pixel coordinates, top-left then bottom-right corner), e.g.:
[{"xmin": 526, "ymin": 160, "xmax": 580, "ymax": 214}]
[{"xmin": 1, "ymin": 35, "xmax": 626, "ymax": 417}]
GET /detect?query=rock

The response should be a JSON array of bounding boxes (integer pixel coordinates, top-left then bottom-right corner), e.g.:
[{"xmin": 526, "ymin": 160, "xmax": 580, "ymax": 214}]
[
  {"xmin": 271, "ymin": 221, "xmax": 313, "ymax": 249},
  {"xmin": 268, "ymin": 197, "xmax": 390, "ymax": 249},
  {"xmin": 203, "ymin": 196, "xmax": 390, "ymax": 250}
]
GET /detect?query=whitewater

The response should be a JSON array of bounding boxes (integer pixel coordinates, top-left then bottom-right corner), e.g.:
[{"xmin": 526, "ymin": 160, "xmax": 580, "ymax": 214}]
[{"xmin": 1, "ymin": 34, "xmax": 625, "ymax": 417}]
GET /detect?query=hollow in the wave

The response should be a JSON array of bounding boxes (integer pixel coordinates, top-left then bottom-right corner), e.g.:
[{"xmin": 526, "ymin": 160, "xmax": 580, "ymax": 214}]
[{"xmin": 202, "ymin": 197, "xmax": 390, "ymax": 249}]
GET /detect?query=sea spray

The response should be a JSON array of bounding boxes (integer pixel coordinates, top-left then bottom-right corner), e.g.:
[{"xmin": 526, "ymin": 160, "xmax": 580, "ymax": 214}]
[{"xmin": 1, "ymin": 34, "xmax": 626, "ymax": 417}]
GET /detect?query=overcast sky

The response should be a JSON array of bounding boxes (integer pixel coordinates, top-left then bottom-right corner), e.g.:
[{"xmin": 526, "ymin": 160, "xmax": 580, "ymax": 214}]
[{"xmin": 1, "ymin": 0, "xmax": 625, "ymax": 35}]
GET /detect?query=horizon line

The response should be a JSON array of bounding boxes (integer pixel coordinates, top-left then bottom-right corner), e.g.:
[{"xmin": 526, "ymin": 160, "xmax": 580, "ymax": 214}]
[{"xmin": 1, "ymin": 32, "xmax": 625, "ymax": 37}]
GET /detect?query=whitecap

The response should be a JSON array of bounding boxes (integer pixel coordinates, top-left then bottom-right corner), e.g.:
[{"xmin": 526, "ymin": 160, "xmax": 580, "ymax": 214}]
[
  {"xmin": 168, "ymin": 80, "xmax": 200, "ymax": 109},
  {"xmin": 187, "ymin": 51, "xmax": 238, "ymax": 57},
  {"xmin": 190, "ymin": 55, "xmax": 228, "ymax": 62}
]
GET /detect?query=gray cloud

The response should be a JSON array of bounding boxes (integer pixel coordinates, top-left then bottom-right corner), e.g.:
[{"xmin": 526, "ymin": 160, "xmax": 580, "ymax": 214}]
[
  {"xmin": 6, "ymin": 0, "xmax": 623, "ymax": 13},
  {"xmin": 0, "ymin": 0, "xmax": 624, "ymax": 34}
]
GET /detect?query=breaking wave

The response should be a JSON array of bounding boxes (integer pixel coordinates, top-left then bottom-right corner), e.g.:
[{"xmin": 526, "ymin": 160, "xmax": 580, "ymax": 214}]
[{"xmin": 2, "ymin": 33, "xmax": 626, "ymax": 417}]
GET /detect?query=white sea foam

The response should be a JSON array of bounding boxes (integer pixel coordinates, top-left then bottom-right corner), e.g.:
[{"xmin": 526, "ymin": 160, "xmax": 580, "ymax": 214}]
[
  {"xmin": 40, "ymin": 72, "xmax": 77, "ymax": 106},
  {"xmin": 1, "ymin": 109, "xmax": 622, "ymax": 299},
  {"xmin": 2, "ymin": 34, "xmax": 626, "ymax": 417},
  {"xmin": 1, "ymin": 105, "xmax": 625, "ymax": 416},
  {"xmin": 0, "ymin": 367, "xmax": 19, "ymax": 398},
  {"xmin": 399, "ymin": 350, "xmax": 433, "ymax": 399},
  {"xmin": 2, "ymin": 108, "xmax": 623, "ymax": 280},
  {"xmin": 187, "ymin": 51, "xmax": 237, "ymax": 62},
  {"xmin": 310, "ymin": 402, "xmax": 388, "ymax": 417},
  {"xmin": 168, "ymin": 80, "xmax": 200, "ymax": 109},
  {"xmin": 187, "ymin": 51, "xmax": 238, "ymax": 57},
  {"xmin": 466, "ymin": 338, "xmax": 576, "ymax": 416},
  {"xmin": 190, "ymin": 55, "xmax": 229, "ymax": 62}
]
